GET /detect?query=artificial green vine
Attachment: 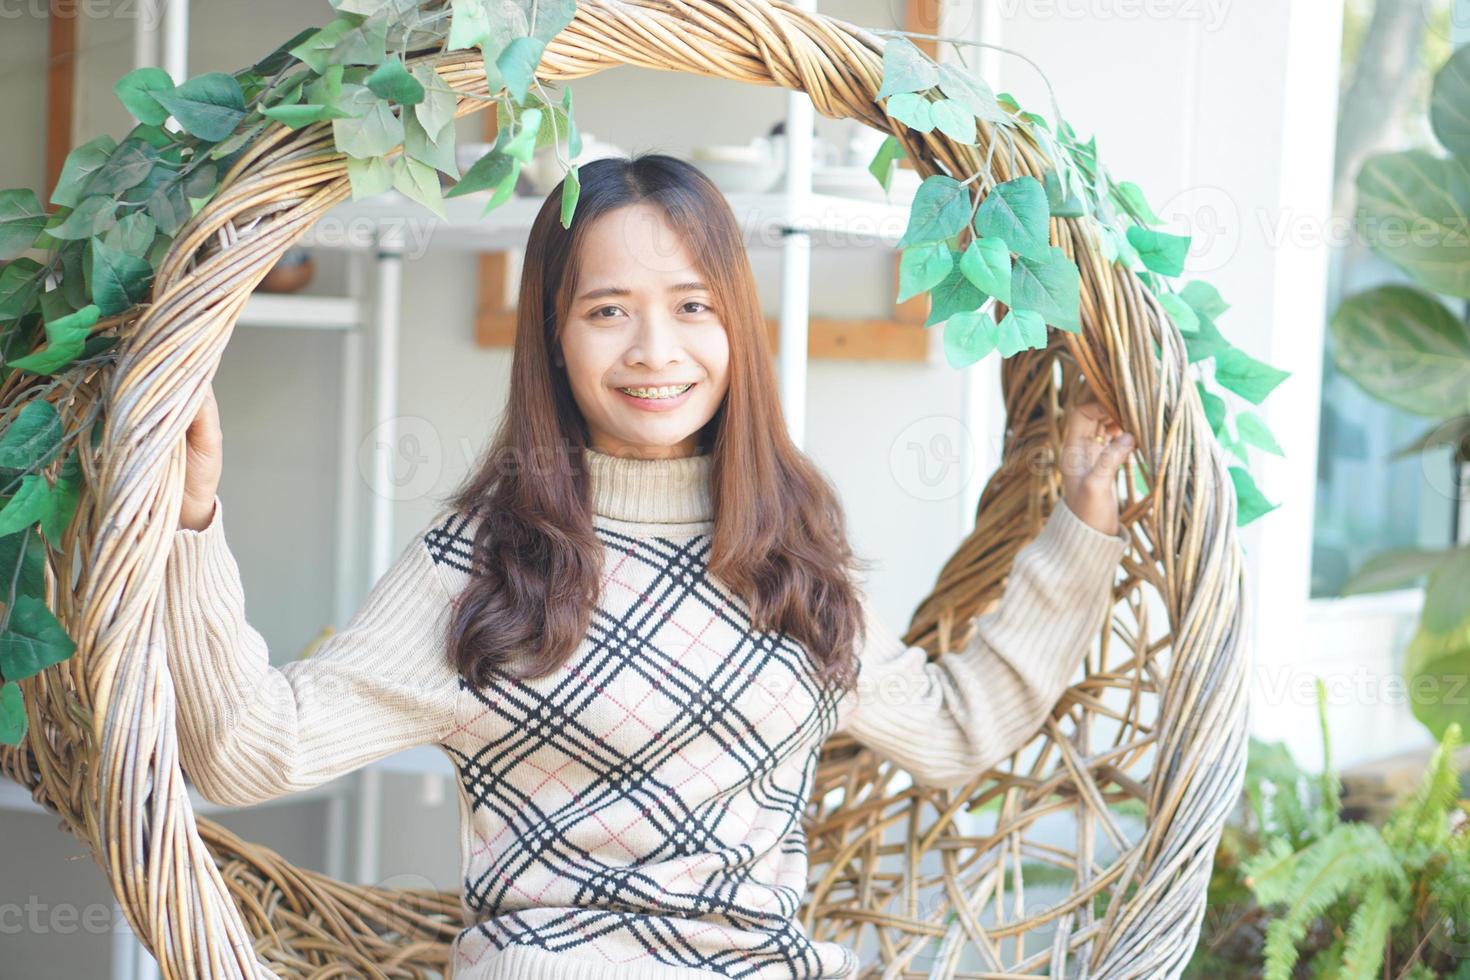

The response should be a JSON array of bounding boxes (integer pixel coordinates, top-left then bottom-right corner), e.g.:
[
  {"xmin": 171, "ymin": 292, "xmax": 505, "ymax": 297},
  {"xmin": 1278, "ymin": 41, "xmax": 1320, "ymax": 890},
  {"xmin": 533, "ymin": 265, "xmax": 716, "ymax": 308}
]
[{"xmin": 0, "ymin": 0, "xmax": 1283, "ymax": 745}]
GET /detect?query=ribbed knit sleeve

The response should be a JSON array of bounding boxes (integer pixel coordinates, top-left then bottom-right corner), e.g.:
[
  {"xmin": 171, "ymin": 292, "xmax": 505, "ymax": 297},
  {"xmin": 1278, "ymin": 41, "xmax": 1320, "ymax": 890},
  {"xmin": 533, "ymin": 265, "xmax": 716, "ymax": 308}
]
[
  {"xmin": 832, "ymin": 497, "xmax": 1128, "ymax": 789},
  {"xmin": 161, "ymin": 495, "xmax": 463, "ymax": 808}
]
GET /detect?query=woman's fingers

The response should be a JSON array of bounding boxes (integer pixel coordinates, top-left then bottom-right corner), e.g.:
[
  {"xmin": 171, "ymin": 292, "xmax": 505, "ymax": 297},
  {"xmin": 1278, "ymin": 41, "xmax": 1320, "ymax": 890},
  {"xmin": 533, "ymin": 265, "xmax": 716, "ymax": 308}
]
[{"xmin": 1086, "ymin": 431, "xmax": 1134, "ymax": 484}]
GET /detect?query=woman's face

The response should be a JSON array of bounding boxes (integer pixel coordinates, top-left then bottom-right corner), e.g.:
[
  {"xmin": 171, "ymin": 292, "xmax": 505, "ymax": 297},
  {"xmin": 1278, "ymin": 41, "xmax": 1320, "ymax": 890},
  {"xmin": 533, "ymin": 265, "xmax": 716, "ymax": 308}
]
[{"xmin": 558, "ymin": 202, "xmax": 731, "ymax": 460}]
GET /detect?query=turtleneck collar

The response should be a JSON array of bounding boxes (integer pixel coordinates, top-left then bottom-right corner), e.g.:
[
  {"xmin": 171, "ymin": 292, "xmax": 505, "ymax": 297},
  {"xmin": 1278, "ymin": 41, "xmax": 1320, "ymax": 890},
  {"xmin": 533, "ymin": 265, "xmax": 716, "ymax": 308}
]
[{"xmin": 583, "ymin": 446, "xmax": 714, "ymax": 525}]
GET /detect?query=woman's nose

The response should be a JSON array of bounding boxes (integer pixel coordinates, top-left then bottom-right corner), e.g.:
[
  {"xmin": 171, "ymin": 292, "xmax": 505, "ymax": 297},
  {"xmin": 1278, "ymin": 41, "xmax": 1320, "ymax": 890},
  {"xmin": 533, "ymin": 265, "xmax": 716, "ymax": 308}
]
[{"xmin": 627, "ymin": 313, "xmax": 682, "ymax": 366}]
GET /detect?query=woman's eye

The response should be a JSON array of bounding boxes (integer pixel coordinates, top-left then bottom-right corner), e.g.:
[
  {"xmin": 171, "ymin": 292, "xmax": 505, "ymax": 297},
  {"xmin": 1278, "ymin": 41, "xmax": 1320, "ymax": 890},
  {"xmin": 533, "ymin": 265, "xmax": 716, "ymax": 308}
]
[
  {"xmin": 682, "ymin": 301, "xmax": 710, "ymax": 314},
  {"xmin": 592, "ymin": 306, "xmax": 622, "ymax": 319}
]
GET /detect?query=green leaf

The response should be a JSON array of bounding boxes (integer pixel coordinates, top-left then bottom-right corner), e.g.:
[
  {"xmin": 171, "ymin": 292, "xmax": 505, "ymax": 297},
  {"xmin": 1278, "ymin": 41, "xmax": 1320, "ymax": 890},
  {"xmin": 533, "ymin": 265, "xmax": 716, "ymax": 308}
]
[
  {"xmin": 1403, "ymin": 604, "xmax": 1470, "ymax": 741},
  {"xmin": 1126, "ymin": 225, "xmax": 1190, "ymax": 276},
  {"xmin": 499, "ymin": 35, "xmax": 547, "ymax": 105},
  {"xmin": 1228, "ymin": 465, "xmax": 1278, "ymax": 526},
  {"xmin": 1157, "ymin": 292, "xmax": 1199, "ymax": 334},
  {"xmin": 1184, "ymin": 310, "xmax": 1232, "ymax": 363},
  {"xmin": 0, "ymin": 526, "xmax": 46, "ymax": 604},
  {"xmin": 1329, "ymin": 284, "xmax": 1470, "ymax": 417},
  {"xmin": 897, "ymin": 175, "xmax": 971, "ymax": 247},
  {"xmin": 885, "ymin": 93, "xmax": 934, "ymax": 133},
  {"xmin": 877, "ymin": 37, "xmax": 938, "ymax": 99},
  {"xmin": 929, "ymin": 99, "xmax": 975, "ymax": 143},
  {"xmin": 959, "ymin": 237, "xmax": 1011, "ymax": 304},
  {"xmin": 935, "ymin": 63, "xmax": 1011, "ymax": 126},
  {"xmin": 50, "ymin": 136, "xmax": 117, "ymax": 208},
  {"xmin": 86, "ymin": 239, "xmax": 153, "ymax": 317},
  {"xmin": 366, "ymin": 56, "xmax": 425, "ymax": 105},
  {"xmin": 897, "ymin": 242, "xmax": 953, "ymax": 303},
  {"xmin": 103, "ymin": 211, "xmax": 157, "ymax": 256},
  {"xmin": 7, "ymin": 304, "xmax": 99, "ymax": 376},
  {"xmin": 502, "ymin": 107, "xmax": 542, "ymax": 163},
  {"xmin": 448, "ymin": 0, "xmax": 493, "ymax": 48},
  {"xmin": 1180, "ymin": 279, "xmax": 1229, "ymax": 320},
  {"xmin": 1042, "ymin": 169, "xmax": 1086, "ymax": 218},
  {"xmin": 1214, "ymin": 346, "xmax": 1290, "ymax": 405},
  {"xmin": 413, "ymin": 63, "xmax": 459, "ymax": 137},
  {"xmin": 0, "ymin": 593, "xmax": 76, "ymax": 682},
  {"xmin": 0, "ymin": 400, "xmax": 63, "ymax": 473},
  {"xmin": 924, "ymin": 264, "xmax": 986, "ymax": 328},
  {"xmin": 392, "ymin": 156, "xmax": 446, "ymax": 218},
  {"xmin": 0, "ymin": 681, "xmax": 25, "ymax": 746},
  {"xmin": 346, "ymin": 155, "xmax": 395, "ymax": 199},
  {"xmin": 39, "ymin": 449, "xmax": 81, "ymax": 545},
  {"xmin": 1341, "ymin": 545, "xmax": 1460, "ymax": 595},
  {"xmin": 338, "ymin": 17, "xmax": 390, "ymax": 66},
  {"xmin": 0, "ymin": 475, "xmax": 52, "ymax": 537},
  {"xmin": 1355, "ymin": 149, "xmax": 1470, "ymax": 299},
  {"xmin": 1196, "ymin": 381, "xmax": 1226, "ymax": 436},
  {"xmin": 147, "ymin": 178, "xmax": 193, "ymax": 236},
  {"xmin": 867, "ymin": 135, "xmax": 906, "ymax": 194},
  {"xmin": 1010, "ymin": 245, "xmax": 1081, "ymax": 332},
  {"xmin": 404, "ymin": 109, "xmax": 459, "ymax": 177},
  {"xmin": 526, "ymin": 0, "xmax": 577, "ymax": 46},
  {"xmin": 448, "ymin": 145, "xmax": 516, "ymax": 198},
  {"xmin": 1235, "ymin": 410, "xmax": 1284, "ymax": 457},
  {"xmin": 0, "ymin": 257, "xmax": 45, "ymax": 321},
  {"xmin": 943, "ymin": 309, "xmax": 997, "ymax": 368},
  {"xmin": 113, "ymin": 67, "xmax": 175, "ymax": 126},
  {"xmin": 290, "ymin": 17, "xmax": 359, "ymax": 74},
  {"xmin": 1113, "ymin": 180, "xmax": 1160, "ymax": 225},
  {"xmin": 332, "ymin": 99, "xmax": 404, "ymax": 158},
  {"xmin": 994, "ymin": 308, "xmax": 1047, "ymax": 356},
  {"xmin": 562, "ymin": 85, "xmax": 582, "ymax": 159},
  {"xmin": 560, "ymin": 163, "xmax": 581, "ymax": 228},
  {"xmin": 0, "ymin": 189, "xmax": 48, "ymax": 260},
  {"xmin": 973, "ymin": 176, "xmax": 1051, "ymax": 262},
  {"xmin": 1430, "ymin": 45, "xmax": 1470, "ymax": 159},
  {"xmin": 47, "ymin": 196, "xmax": 118, "ymax": 241},
  {"xmin": 152, "ymin": 72, "xmax": 247, "ymax": 141},
  {"xmin": 262, "ymin": 103, "xmax": 341, "ymax": 128}
]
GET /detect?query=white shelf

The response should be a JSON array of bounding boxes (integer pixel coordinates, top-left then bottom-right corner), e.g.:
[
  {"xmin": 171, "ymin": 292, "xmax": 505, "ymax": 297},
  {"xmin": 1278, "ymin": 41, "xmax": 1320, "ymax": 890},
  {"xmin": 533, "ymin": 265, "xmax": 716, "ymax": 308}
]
[{"xmin": 239, "ymin": 293, "xmax": 365, "ymax": 330}]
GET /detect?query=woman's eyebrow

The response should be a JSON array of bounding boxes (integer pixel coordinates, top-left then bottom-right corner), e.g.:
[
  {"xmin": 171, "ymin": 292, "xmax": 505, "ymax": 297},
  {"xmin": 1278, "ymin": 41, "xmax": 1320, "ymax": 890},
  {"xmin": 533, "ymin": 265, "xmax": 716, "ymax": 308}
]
[{"xmin": 575, "ymin": 281, "xmax": 709, "ymax": 302}]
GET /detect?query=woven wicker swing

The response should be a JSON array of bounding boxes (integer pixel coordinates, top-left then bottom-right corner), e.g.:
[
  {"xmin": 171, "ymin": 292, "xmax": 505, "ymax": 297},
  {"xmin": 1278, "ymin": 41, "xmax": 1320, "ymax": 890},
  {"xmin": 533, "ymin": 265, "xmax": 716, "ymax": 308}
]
[{"xmin": 0, "ymin": 0, "xmax": 1251, "ymax": 976}]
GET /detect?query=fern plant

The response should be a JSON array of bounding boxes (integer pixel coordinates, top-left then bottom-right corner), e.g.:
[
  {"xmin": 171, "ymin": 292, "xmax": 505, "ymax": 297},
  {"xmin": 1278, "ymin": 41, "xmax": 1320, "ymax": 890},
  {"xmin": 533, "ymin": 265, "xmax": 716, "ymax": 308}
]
[{"xmin": 1186, "ymin": 677, "xmax": 1470, "ymax": 978}]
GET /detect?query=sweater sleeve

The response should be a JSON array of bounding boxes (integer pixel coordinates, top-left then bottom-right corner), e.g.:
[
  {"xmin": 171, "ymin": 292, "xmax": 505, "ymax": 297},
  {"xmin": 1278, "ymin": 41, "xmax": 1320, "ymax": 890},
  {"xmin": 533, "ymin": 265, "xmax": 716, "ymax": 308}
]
[
  {"xmin": 160, "ymin": 495, "xmax": 462, "ymax": 808},
  {"xmin": 831, "ymin": 497, "xmax": 1128, "ymax": 789}
]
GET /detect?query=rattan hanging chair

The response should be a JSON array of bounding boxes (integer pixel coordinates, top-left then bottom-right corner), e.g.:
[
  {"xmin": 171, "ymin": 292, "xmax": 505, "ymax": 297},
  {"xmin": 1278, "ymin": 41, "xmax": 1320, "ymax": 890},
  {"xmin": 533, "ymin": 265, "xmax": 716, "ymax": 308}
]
[{"xmin": 0, "ymin": 0, "xmax": 1251, "ymax": 976}]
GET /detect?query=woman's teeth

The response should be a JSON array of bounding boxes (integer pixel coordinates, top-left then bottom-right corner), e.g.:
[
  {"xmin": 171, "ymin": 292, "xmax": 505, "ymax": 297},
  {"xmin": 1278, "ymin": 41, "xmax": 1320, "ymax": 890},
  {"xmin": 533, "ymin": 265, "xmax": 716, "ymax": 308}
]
[{"xmin": 619, "ymin": 383, "xmax": 693, "ymax": 400}]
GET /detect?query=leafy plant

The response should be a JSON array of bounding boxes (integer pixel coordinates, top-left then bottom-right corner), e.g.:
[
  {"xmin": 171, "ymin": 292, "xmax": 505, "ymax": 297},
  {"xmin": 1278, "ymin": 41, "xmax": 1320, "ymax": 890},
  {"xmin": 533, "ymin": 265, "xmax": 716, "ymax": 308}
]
[
  {"xmin": 1186, "ymin": 678, "xmax": 1470, "ymax": 978},
  {"xmin": 0, "ymin": 0, "xmax": 1284, "ymax": 745},
  {"xmin": 1329, "ymin": 43, "xmax": 1470, "ymax": 745}
]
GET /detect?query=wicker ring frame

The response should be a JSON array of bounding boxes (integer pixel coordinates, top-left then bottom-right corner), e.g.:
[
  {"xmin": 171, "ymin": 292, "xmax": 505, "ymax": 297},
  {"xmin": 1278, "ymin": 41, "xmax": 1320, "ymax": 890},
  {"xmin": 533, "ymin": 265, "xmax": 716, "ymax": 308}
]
[{"xmin": 0, "ymin": 0, "xmax": 1251, "ymax": 976}]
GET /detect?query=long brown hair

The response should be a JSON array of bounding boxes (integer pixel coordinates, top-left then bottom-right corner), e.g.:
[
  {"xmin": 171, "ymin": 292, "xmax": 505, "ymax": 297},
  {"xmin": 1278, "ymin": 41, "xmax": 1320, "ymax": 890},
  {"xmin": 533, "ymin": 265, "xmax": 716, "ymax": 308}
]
[{"xmin": 442, "ymin": 153, "xmax": 868, "ymax": 693}]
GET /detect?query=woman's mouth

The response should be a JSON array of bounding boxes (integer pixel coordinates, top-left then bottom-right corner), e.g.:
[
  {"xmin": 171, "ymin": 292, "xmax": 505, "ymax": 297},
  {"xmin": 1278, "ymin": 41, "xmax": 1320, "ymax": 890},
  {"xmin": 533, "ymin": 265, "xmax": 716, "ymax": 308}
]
[{"xmin": 615, "ymin": 382, "xmax": 696, "ymax": 411}]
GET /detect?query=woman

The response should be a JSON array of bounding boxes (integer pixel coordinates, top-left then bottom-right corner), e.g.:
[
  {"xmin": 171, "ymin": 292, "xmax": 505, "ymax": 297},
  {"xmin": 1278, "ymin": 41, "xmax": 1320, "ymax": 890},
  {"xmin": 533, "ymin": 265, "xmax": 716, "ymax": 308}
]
[{"xmin": 168, "ymin": 153, "xmax": 1133, "ymax": 980}]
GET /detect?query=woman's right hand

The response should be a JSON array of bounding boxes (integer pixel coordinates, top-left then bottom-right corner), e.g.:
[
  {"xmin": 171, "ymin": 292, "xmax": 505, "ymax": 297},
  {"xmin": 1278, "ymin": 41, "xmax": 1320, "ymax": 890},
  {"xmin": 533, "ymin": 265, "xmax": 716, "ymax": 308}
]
[{"xmin": 179, "ymin": 383, "xmax": 223, "ymax": 532}]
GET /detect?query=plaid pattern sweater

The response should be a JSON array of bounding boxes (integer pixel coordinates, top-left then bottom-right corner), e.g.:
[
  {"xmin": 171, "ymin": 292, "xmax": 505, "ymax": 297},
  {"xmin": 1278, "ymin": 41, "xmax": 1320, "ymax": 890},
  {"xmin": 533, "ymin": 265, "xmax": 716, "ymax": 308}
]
[{"xmin": 163, "ymin": 447, "xmax": 1128, "ymax": 980}]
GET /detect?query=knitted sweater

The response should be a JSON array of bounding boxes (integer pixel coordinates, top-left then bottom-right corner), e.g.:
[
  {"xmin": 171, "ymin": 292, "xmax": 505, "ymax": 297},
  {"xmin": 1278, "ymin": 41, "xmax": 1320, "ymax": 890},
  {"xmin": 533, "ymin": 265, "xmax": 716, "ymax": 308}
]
[{"xmin": 162, "ymin": 446, "xmax": 1128, "ymax": 980}]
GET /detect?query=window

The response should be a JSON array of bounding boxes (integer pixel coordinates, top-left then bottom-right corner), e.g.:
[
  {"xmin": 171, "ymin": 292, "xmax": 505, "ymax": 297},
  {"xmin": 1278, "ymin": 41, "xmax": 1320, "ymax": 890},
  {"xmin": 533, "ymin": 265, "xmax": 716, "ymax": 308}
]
[{"xmin": 1311, "ymin": 0, "xmax": 1461, "ymax": 598}]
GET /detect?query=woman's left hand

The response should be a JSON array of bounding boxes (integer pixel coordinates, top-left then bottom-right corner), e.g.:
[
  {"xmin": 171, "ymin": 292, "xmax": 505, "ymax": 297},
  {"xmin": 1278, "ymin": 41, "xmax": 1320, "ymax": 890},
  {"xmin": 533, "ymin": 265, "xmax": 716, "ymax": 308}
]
[{"xmin": 1060, "ymin": 388, "xmax": 1134, "ymax": 536}]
